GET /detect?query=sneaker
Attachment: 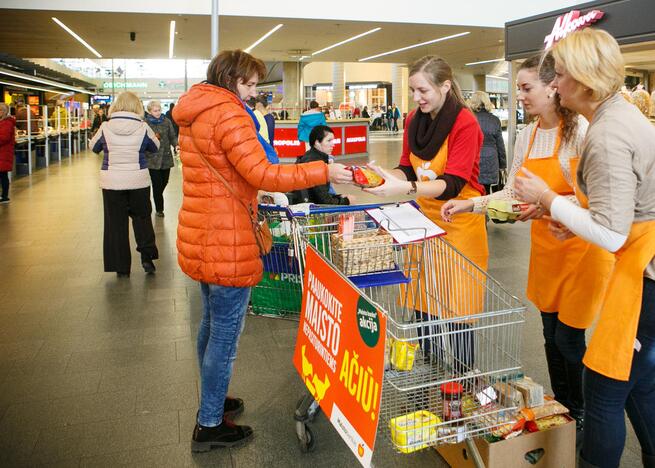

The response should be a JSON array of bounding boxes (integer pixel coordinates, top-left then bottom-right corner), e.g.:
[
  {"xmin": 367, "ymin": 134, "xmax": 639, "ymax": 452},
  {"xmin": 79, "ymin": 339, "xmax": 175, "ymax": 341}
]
[
  {"xmin": 224, "ymin": 396, "xmax": 244, "ymax": 419},
  {"xmin": 142, "ymin": 260, "xmax": 156, "ymax": 274},
  {"xmin": 0, "ymin": 198, "xmax": 10, "ymax": 204},
  {"xmin": 191, "ymin": 419, "xmax": 254, "ymax": 452},
  {"xmin": 155, "ymin": 211, "xmax": 164, "ymax": 217}
]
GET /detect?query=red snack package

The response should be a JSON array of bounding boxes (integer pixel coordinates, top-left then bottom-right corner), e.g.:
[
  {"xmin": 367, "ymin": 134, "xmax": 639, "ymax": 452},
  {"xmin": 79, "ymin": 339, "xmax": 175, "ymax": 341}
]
[{"xmin": 349, "ymin": 166, "xmax": 384, "ymax": 188}]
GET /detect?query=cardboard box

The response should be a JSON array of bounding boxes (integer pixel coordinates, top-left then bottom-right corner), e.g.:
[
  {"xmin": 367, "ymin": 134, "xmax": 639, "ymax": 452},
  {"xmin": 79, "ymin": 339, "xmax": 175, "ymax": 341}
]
[{"xmin": 436, "ymin": 416, "xmax": 575, "ymax": 468}]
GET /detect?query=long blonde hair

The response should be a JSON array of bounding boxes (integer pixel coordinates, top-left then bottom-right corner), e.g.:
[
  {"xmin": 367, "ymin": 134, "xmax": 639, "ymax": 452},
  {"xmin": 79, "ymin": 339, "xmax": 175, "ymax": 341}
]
[
  {"xmin": 468, "ymin": 91, "xmax": 493, "ymax": 112},
  {"xmin": 409, "ymin": 56, "xmax": 469, "ymax": 109}
]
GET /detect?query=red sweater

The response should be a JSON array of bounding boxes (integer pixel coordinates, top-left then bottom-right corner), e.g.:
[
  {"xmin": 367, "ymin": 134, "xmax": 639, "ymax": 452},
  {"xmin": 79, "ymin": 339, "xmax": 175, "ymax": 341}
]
[{"xmin": 0, "ymin": 117, "xmax": 16, "ymax": 172}]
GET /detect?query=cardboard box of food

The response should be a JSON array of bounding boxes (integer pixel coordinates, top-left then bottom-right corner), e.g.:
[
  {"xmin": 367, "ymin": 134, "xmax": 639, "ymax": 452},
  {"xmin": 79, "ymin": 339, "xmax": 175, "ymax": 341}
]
[{"xmin": 436, "ymin": 415, "xmax": 575, "ymax": 468}]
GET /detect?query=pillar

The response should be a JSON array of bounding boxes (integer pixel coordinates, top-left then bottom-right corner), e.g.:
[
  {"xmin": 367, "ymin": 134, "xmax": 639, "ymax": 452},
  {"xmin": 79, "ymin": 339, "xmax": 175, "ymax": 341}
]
[
  {"xmin": 507, "ymin": 61, "xmax": 519, "ymax": 167},
  {"xmin": 283, "ymin": 61, "xmax": 301, "ymax": 119},
  {"xmin": 332, "ymin": 62, "xmax": 345, "ymax": 110},
  {"xmin": 391, "ymin": 64, "xmax": 408, "ymax": 128},
  {"xmin": 473, "ymin": 74, "xmax": 486, "ymax": 92}
]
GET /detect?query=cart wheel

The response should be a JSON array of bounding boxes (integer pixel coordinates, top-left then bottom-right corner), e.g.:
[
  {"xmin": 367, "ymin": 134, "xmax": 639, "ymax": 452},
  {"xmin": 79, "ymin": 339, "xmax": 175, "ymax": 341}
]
[{"xmin": 297, "ymin": 424, "xmax": 316, "ymax": 453}]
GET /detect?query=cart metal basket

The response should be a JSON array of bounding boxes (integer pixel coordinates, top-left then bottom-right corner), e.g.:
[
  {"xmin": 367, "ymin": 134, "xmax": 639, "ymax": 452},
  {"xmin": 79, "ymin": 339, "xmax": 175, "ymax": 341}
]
[{"xmin": 292, "ymin": 205, "xmax": 526, "ymax": 465}]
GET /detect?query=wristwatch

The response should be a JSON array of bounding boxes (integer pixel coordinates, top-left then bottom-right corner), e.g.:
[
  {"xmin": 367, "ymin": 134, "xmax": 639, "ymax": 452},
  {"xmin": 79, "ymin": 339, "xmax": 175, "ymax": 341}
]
[{"xmin": 407, "ymin": 181, "xmax": 417, "ymax": 195}]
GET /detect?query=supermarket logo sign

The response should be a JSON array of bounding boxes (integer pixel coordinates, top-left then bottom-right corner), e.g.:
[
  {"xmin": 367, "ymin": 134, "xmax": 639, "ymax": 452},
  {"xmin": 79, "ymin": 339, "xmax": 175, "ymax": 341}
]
[{"xmin": 544, "ymin": 10, "xmax": 605, "ymax": 49}]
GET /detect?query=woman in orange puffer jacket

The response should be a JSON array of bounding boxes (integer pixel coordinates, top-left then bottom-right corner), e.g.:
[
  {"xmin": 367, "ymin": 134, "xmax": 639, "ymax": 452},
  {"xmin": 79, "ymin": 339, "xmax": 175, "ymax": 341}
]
[{"xmin": 173, "ymin": 50, "xmax": 352, "ymax": 452}]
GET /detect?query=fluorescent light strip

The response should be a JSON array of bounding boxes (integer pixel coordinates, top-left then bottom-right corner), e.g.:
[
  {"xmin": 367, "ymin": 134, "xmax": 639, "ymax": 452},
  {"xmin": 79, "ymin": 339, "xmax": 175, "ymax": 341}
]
[
  {"xmin": 465, "ymin": 58, "xmax": 505, "ymax": 66},
  {"xmin": 0, "ymin": 69, "xmax": 94, "ymax": 95},
  {"xmin": 487, "ymin": 75, "xmax": 509, "ymax": 80},
  {"xmin": 244, "ymin": 24, "xmax": 283, "ymax": 53},
  {"xmin": 0, "ymin": 80, "xmax": 70, "ymax": 95},
  {"xmin": 359, "ymin": 31, "xmax": 470, "ymax": 62},
  {"xmin": 312, "ymin": 27, "xmax": 381, "ymax": 56},
  {"xmin": 169, "ymin": 21, "xmax": 176, "ymax": 59},
  {"xmin": 52, "ymin": 17, "xmax": 102, "ymax": 58}
]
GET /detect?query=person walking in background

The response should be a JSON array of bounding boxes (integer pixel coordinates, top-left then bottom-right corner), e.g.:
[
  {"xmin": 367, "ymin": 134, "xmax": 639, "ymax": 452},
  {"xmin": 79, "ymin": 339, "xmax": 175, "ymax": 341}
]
[
  {"xmin": 173, "ymin": 49, "xmax": 352, "ymax": 452},
  {"xmin": 91, "ymin": 107, "xmax": 108, "ymax": 136},
  {"xmin": 468, "ymin": 91, "xmax": 507, "ymax": 194},
  {"xmin": 392, "ymin": 103, "xmax": 401, "ymax": 133},
  {"xmin": 298, "ymin": 100, "xmax": 326, "ymax": 150},
  {"xmin": 244, "ymin": 97, "xmax": 278, "ymax": 164},
  {"xmin": 90, "ymin": 91, "xmax": 160, "ymax": 277},
  {"xmin": 165, "ymin": 103, "xmax": 179, "ymax": 137},
  {"xmin": 247, "ymin": 97, "xmax": 270, "ymax": 143},
  {"xmin": 145, "ymin": 100, "xmax": 178, "ymax": 217},
  {"xmin": 0, "ymin": 103, "xmax": 15, "ymax": 204},
  {"xmin": 50, "ymin": 100, "xmax": 69, "ymax": 130},
  {"xmin": 258, "ymin": 97, "xmax": 275, "ymax": 147}
]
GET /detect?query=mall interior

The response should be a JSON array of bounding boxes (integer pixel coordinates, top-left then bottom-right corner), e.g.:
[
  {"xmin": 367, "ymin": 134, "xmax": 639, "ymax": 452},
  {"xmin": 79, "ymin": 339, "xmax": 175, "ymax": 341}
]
[{"xmin": 0, "ymin": 0, "xmax": 654, "ymax": 466}]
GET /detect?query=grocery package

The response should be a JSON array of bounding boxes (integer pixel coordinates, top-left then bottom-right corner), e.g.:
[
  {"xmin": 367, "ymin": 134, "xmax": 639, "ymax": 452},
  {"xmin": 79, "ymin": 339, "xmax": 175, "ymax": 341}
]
[
  {"xmin": 349, "ymin": 166, "xmax": 385, "ymax": 188},
  {"xmin": 494, "ymin": 381, "xmax": 525, "ymax": 409},
  {"xmin": 520, "ymin": 397, "xmax": 569, "ymax": 421},
  {"xmin": 486, "ymin": 199, "xmax": 529, "ymax": 224},
  {"xmin": 510, "ymin": 377, "xmax": 544, "ymax": 408},
  {"xmin": 440, "ymin": 382, "xmax": 464, "ymax": 421},
  {"xmin": 330, "ymin": 229, "xmax": 394, "ymax": 275},
  {"xmin": 389, "ymin": 339, "xmax": 419, "ymax": 371},
  {"xmin": 389, "ymin": 410, "xmax": 441, "ymax": 453}
]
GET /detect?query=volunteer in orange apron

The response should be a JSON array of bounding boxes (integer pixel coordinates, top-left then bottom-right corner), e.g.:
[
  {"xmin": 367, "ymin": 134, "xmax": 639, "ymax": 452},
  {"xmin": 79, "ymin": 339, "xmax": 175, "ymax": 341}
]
[
  {"xmin": 364, "ymin": 55, "xmax": 486, "ymax": 371},
  {"xmin": 516, "ymin": 29, "xmax": 655, "ymax": 468},
  {"xmin": 443, "ymin": 54, "xmax": 613, "ymax": 429}
]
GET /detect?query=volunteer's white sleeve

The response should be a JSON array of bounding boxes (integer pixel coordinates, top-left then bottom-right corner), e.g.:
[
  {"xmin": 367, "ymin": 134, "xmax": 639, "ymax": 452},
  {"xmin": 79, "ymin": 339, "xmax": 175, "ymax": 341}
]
[{"xmin": 550, "ymin": 196, "xmax": 627, "ymax": 252}]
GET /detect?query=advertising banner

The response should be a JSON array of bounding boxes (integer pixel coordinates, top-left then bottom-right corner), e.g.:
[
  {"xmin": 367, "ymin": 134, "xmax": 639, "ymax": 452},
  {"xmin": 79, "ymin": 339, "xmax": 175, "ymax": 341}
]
[
  {"xmin": 293, "ymin": 246, "xmax": 386, "ymax": 467},
  {"xmin": 344, "ymin": 125, "xmax": 368, "ymax": 155},
  {"xmin": 273, "ymin": 127, "xmax": 305, "ymax": 158}
]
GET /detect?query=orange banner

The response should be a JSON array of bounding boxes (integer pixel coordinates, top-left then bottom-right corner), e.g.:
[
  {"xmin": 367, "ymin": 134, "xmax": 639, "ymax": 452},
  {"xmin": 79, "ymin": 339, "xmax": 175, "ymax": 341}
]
[{"xmin": 293, "ymin": 246, "xmax": 387, "ymax": 467}]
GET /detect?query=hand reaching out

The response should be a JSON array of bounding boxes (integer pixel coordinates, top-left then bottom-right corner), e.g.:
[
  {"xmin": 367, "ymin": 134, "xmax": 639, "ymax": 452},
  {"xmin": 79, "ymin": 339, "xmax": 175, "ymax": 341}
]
[{"xmin": 362, "ymin": 161, "xmax": 409, "ymax": 198}]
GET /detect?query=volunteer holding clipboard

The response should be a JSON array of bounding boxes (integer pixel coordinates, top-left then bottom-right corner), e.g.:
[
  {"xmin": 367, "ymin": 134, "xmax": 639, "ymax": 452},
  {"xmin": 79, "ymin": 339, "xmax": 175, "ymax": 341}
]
[{"xmin": 514, "ymin": 29, "xmax": 655, "ymax": 468}]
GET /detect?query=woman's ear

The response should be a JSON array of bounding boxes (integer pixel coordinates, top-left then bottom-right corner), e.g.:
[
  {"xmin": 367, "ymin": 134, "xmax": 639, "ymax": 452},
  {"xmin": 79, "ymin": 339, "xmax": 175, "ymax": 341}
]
[{"xmin": 441, "ymin": 80, "xmax": 452, "ymax": 94}]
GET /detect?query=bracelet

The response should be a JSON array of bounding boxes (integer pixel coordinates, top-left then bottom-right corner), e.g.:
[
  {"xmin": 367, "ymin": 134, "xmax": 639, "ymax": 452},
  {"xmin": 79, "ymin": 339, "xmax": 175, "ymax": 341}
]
[{"xmin": 536, "ymin": 188, "xmax": 552, "ymax": 207}]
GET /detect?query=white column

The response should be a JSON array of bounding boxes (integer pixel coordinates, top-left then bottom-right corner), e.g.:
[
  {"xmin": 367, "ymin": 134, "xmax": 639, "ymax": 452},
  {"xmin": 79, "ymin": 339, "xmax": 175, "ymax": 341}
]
[
  {"xmin": 507, "ymin": 61, "xmax": 518, "ymax": 168},
  {"xmin": 283, "ymin": 61, "xmax": 300, "ymax": 119},
  {"xmin": 332, "ymin": 62, "xmax": 345, "ymax": 110},
  {"xmin": 391, "ymin": 64, "xmax": 408, "ymax": 127},
  {"xmin": 211, "ymin": 0, "xmax": 219, "ymax": 57}
]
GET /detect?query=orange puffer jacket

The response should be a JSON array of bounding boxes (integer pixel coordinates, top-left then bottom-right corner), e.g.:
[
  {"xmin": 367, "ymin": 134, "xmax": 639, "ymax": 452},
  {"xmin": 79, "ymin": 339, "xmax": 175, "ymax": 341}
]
[{"xmin": 174, "ymin": 83, "xmax": 328, "ymax": 287}]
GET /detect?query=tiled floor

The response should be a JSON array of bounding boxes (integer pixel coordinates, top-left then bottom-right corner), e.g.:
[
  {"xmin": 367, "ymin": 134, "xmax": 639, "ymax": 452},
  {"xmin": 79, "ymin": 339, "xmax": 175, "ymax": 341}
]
[{"xmin": 0, "ymin": 135, "xmax": 641, "ymax": 467}]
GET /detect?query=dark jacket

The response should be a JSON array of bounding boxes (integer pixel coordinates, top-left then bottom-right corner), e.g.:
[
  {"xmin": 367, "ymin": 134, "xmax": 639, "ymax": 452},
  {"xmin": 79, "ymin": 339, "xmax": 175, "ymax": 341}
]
[
  {"xmin": 264, "ymin": 113, "xmax": 275, "ymax": 147},
  {"xmin": 293, "ymin": 147, "xmax": 349, "ymax": 205},
  {"xmin": 165, "ymin": 109, "xmax": 179, "ymax": 136},
  {"xmin": 91, "ymin": 114, "xmax": 108, "ymax": 134},
  {"xmin": 15, "ymin": 107, "xmax": 38, "ymax": 134},
  {"xmin": 144, "ymin": 115, "xmax": 178, "ymax": 170},
  {"xmin": 474, "ymin": 110, "xmax": 507, "ymax": 185}
]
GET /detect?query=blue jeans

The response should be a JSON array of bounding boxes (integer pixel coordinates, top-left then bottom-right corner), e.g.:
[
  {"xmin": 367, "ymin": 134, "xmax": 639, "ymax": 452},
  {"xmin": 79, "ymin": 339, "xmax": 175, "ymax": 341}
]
[
  {"xmin": 581, "ymin": 278, "xmax": 655, "ymax": 467},
  {"xmin": 196, "ymin": 283, "xmax": 251, "ymax": 427}
]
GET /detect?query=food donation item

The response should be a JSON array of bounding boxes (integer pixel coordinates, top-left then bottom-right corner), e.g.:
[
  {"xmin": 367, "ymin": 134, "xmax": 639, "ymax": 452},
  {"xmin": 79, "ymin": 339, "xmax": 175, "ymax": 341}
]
[
  {"xmin": 389, "ymin": 339, "xmax": 419, "ymax": 371},
  {"xmin": 389, "ymin": 410, "xmax": 441, "ymax": 453},
  {"xmin": 486, "ymin": 199, "xmax": 529, "ymax": 224},
  {"xmin": 440, "ymin": 382, "xmax": 464, "ymax": 421},
  {"xmin": 349, "ymin": 166, "xmax": 385, "ymax": 188},
  {"xmin": 510, "ymin": 377, "xmax": 544, "ymax": 408},
  {"xmin": 520, "ymin": 398, "xmax": 569, "ymax": 421}
]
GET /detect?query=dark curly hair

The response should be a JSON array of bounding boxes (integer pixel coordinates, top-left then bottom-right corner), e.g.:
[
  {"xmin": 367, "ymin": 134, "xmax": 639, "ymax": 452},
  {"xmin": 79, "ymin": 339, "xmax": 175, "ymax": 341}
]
[{"xmin": 520, "ymin": 53, "xmax": 579, "ymax": 146}]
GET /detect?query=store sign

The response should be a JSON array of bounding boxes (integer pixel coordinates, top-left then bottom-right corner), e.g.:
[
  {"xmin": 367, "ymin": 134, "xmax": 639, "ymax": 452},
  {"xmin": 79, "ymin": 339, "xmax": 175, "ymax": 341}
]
[
  {"xmin": 344, "ymin": 125, "xmax": 368, "ymax": 155},
  {"xmin": 273, "ymin": 128, "xmax": 305, "ymax": 158},
  {"xmin": 293, "ymin": 247, "xmax": 386, "ymax": 468},
  {"xmin": 102, "ymin": 81, "xmax": 148, "ymax": 89},
  {"xmin": 544, "ymin": 9, "xmax": 605, "ymax": 48}
]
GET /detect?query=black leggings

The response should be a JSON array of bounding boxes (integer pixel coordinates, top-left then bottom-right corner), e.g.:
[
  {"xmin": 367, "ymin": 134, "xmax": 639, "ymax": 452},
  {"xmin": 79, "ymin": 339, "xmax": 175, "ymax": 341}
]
[
  {"xmin": 149, "ymin": 168, "xmax": 171, "ymax": 213},
  {"xmin": 0, "ymin": 171, "xmax": 8, "ymax": 199}
]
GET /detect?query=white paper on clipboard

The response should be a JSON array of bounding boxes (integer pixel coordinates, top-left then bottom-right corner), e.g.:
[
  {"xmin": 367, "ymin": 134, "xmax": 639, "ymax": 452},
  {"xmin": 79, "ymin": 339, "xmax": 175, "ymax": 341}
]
[{"xmin": 365, "ymin": 203, "xmax": 446, "ymax": 243}]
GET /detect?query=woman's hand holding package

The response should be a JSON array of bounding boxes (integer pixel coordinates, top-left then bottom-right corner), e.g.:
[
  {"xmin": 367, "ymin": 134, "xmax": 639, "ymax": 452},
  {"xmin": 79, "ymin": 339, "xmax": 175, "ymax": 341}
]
[
  {"xmin": 514, "ymin": 168, "xmax": 554, "ymax": 207},
  {"xmin": 516, "ymin": 204, "xmax": 545, "ymax": 222},
  {"xmin": 547, "ymin": 218, "xmax": 575, "ymax": 241},
  {"xmin": 362, "ymin": 161, "xmax": 406, "ymax": 197},
  {"xmin": 440, "ymin": 199, "xmax": 474, "ymax": 222},
  {"xmin": 328, "ymin": 163, "xmax": 354, "ymax": 185}
]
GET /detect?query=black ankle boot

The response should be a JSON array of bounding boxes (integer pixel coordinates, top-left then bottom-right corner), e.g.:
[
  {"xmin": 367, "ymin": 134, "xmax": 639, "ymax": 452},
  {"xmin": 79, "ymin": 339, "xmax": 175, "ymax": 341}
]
[
  {"xmin": 191, "ymin": 419, "xmax": 254, "ymax": 452},
  {"xmin": 644, "ymin": 452, "xmax": 655, "ymax": 468}
]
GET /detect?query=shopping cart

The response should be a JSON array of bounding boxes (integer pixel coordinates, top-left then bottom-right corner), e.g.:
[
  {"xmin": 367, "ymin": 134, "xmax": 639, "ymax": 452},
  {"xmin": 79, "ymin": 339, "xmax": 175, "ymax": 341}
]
[
  {"xmin": 291, "ymin": 204, "xmax": 526, "ymax": 467},
  {"xmin": 250, "ymin": 205, "xmax": 302, "ymax": 318}
]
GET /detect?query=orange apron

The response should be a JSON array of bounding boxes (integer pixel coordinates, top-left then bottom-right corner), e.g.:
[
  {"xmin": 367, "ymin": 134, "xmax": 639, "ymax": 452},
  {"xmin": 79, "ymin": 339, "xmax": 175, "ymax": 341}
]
[
  {"xmin": 406, "ymin": 138, "xmax": 488, "ymax": 318},
  {"xmin": 583, "ymin": 221, "xmax": 655, "ymax": 380},
  {"xmin": 521, "ymin": 123, "xmax": 614, "ymax": 329}
]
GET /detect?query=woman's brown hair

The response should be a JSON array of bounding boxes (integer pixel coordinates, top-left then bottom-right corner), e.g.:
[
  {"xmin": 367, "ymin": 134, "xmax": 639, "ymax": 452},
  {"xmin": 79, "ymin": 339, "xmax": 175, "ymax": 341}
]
[
  {"xmin": 520, "ymin": 53, "xmax": 578, "ymax": 145},
  {"xmin": 409, "ymin": 56, "xmax": 469, "ymax": 109},
  {"xmin": 206, "ymin": 50, "xmax": 267, "ymax": 95}
]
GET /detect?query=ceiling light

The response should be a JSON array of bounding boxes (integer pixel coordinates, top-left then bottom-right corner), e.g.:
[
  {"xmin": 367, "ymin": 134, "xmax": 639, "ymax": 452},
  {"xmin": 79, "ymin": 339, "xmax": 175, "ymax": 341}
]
[
  {"xmin": 169, "ymin": 21, "xmax": 176, "ymax": 59},
  {"xmin": 465, "ymin": 58, "xmax": 505, "ymax": 66},
  {"xmin": 0, "ymin": 69, "xmax": 94, "ymax": 94},
  {"xmin": 298, "ymin": 55, "xmax": 310, "ymax": 62},
  {"xmin": 487, "ymin": 75, "xmax": 508, "ymax": 80},
  {"xmin": 52, "ymin": 17, "xmax": 102, "ymax": 58},
  {"xmin": 312, "ymin": 28, "xmax": 381, "ymax": 56},
  {"xmin": 359, "ymin": 31, "xmax": 470, "ymax": 62},
  {"xmin": 244, "ymin": 24, "xmax": 283, "ymax": 53}
]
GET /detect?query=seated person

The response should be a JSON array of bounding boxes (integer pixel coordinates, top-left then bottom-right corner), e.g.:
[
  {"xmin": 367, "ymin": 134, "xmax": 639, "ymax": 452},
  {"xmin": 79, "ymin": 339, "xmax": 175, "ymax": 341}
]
[{"xmin": 292, "ymin": 125, "xmax": 355, "ymax": 205}]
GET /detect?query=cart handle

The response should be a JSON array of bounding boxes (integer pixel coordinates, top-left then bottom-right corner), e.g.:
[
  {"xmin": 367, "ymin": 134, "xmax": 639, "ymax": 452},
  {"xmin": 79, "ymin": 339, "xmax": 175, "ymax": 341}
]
[{"xmin": 258, "ymin": 201, "xmax": 422, "ymax": 217}]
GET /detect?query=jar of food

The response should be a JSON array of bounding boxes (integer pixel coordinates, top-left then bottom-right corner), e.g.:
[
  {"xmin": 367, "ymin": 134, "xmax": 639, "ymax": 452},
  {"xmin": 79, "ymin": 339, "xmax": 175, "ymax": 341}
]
[{"xmin": 440, "ymin": 382, "xmax": 464, "ymax": 421}]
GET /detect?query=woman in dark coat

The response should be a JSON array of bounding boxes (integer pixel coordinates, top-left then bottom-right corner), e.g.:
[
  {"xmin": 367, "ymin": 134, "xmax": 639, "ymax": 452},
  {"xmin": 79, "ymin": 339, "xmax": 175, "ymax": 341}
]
[
  {"xmin": 0, "ymin": 103, "xmax": 15, "ymax": 203},
  {"xmin": 145, "ymin": 100, "xmax": 178, "ymax": 216},
  {"xmin": 469, "ymin": 91, "xmax": 507, "ymax": 194}
]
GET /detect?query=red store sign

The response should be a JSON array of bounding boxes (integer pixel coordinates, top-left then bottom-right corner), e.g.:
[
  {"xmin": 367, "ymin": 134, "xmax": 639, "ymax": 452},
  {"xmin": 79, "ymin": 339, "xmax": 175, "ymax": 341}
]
[{"xmin": 544, "ymin": 9, "xmax": 605, "ymax": 49}]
